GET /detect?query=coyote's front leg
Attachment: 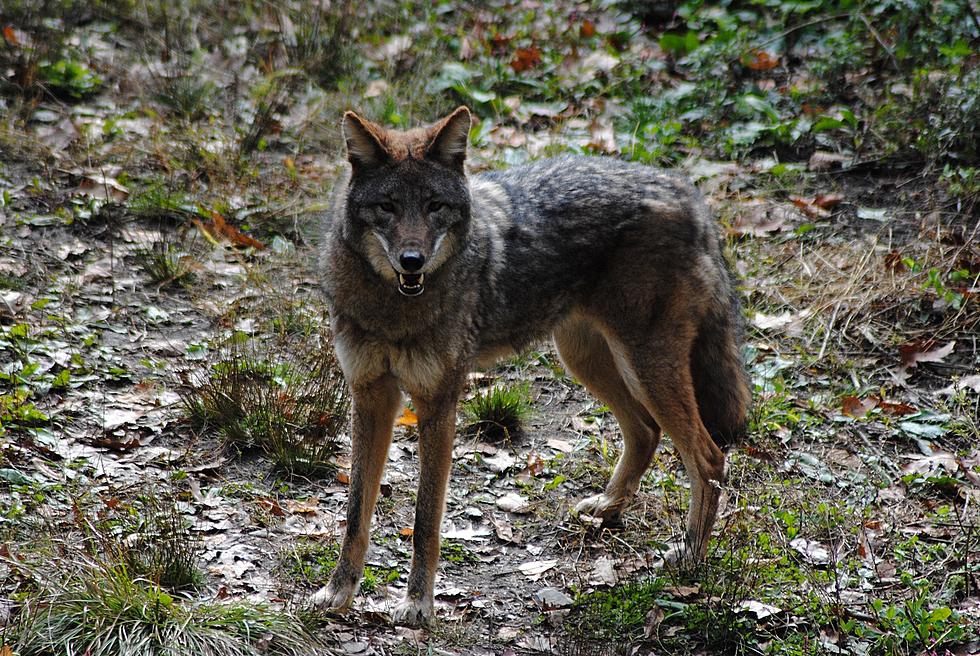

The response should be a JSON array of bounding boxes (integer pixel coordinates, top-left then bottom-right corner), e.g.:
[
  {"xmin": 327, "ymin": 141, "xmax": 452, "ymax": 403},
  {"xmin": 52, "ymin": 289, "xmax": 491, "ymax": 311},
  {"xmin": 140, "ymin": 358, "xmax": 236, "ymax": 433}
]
[
  {"xmin": 391, "ymin": 388, "xmax": 460, "ymax": 627},
  {"xmin": 311, "ymin": 375, "xmax": 401, "ymax": 612}
]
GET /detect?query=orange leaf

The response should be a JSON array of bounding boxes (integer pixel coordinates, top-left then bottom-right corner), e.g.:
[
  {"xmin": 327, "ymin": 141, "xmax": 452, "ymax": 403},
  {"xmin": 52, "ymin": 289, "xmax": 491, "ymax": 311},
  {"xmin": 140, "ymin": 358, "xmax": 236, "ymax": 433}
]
[
  {"xmin": 744, "ymin": 49, "xmax": 779, "ymax": 71},
  {"xmin": 791, "ymin": 196, "xmax": 830, "ymax": 219},
  {"xmin": 336, "ymin": 471, "xmax": 350, "ymax": 485},
  {"xmin": 511, "ymin": 46, "xmax": 542, "ymax": 72},
  {"xmin": 396, "ymin": 406, "xmax": 418, "ymax": 426},
  {"xmin": 580, "ymin": 19, "xmax": 596, "ymax": 38},
  {"xmin": 3, "ymin": 26, "xmax": 17, "ymax": 46},
  {"xmin": 814, "ymin": 193, "xmax": 844, "ymax": 209},
  {"xmin": 879, "ymin": 400, "xmax": 916, "ymax": 416},
  {"xmin": 210, "ymin": 211, "xmax": 265, "ymax": 250},
  {"xmin": 399, "ymin": 526, "xmax": 414, "ymax": 538}
]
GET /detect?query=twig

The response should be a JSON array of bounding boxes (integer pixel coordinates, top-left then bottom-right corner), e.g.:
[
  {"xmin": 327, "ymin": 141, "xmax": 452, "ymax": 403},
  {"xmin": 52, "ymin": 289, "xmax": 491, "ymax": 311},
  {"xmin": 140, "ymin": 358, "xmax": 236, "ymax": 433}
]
[
  {"xmin": 747, "ymin": 13, "xmax": 852, "ymax": 52},
  {"xmin": 818, "ymin": 301, "xmax": 841, "ymax": 361},
  {"xmin": 858, "ymin": 11, "xmax": 901, "ymax": 72}
]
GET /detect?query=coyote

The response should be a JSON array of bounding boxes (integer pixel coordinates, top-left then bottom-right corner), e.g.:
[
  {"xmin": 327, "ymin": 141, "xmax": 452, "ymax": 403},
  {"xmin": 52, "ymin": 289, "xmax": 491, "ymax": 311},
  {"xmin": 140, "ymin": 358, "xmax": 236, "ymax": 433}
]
[{"xmin": 312, "ymin": 106, "xmax": 750, "ymax": 626}]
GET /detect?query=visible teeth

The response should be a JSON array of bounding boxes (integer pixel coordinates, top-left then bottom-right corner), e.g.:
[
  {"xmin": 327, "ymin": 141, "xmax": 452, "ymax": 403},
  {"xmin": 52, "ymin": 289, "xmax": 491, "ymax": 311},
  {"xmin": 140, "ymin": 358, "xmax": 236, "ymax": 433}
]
[{"xmin": 398, "ymin": 272, "xmax": 424, "ymax": 296}]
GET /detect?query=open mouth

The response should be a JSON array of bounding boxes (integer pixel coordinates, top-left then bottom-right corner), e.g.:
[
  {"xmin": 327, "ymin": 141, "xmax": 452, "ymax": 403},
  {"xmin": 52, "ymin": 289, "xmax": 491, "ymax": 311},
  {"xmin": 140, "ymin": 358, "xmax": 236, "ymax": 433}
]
[{"xmin": 397, "ymin": 272, "xmax": 425, "ymax": 296}]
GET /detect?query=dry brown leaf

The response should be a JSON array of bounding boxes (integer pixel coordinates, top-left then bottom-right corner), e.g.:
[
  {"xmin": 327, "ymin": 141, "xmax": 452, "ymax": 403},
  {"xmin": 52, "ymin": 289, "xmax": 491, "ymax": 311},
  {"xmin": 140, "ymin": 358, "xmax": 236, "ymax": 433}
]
[
  {"xmin": 399, "ymin": 526, "xmax": 414, "ymax": 538},
  {"xmin": 511, "ymin": 46, "xmax": 541, "ymax": 72},
  {"xmin": 284, "ymin": 498, "xmax": 320, "ymax": 515},
  {"xmin": 580, "ymin": 20, "xmax": 597, "ymax": 38},
  {"xmin": 3, "ymin": 26, "xmax": 18, "ymax": 46},
  {"xmin": 842, "ymin": 395, "xmax": 877, "ymax": 418},
  {"xmin": 878, "ymin": 400, "xmax": 916, "ymax": 416},
  {"xmin": 884, "ymin": 250, "xmax": 907, "ymax": 272},
  {"xmin": 791, "ymin": 196, "xmax": 831, "ymax": 219},
  {"xmin": 899, "ymin": 340, "xmax": 956, "ymax": 369},
  {"xmin": 256, "ymin": 497, "xmax": 286, "ymax": 517},
  {"xmin": 814, "ymin": 193, "xmax": 844, "ymax": 209}
]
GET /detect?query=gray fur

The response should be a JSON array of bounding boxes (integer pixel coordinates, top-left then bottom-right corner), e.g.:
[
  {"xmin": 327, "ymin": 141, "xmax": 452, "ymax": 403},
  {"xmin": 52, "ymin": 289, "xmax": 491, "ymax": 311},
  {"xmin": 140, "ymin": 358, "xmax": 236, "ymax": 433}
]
[{"xmin": 313, "ymin": 108, "xmax": 750, "ymax": 627}]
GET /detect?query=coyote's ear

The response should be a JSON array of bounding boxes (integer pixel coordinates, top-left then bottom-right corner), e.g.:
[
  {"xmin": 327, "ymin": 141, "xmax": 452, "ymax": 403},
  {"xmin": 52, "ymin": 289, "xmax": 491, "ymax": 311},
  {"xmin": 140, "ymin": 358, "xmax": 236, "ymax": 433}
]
[
  {"xmin": 425, "ymin": 106, "xmax": 471, "ymax": 172},
  {"xmin": 342, "ymin": 112, "xmax": 389, "ymax": 172}
]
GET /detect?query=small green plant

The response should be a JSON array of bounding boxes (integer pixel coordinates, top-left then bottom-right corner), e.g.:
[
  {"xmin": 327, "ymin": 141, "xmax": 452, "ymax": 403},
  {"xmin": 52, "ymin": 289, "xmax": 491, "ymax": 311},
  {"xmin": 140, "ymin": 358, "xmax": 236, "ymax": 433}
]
[
  {"xmin": 133, "ymin": 233, "xmax": 196, "ymax": 287},
  {"xmin": 10, "ymin": 563, "xmax": 316, "ymax": 656},
  {"xmin": 462, "ymin": 382, "xmax": 532, "ymax": 441},
  {"xmin": 280, "ymin": 541, "xmax": 398, "ymax": 595},
  {"xmin": 440, "ymin": 539, "xmax": 477, "ymax": 565},
  {"xmin": 179, "ymin": 336, "xmax": 350, "ymax": 475},
  {"xmin": 119, "ymin": 494, "xmax": 203, "ymax": 590},
  {"xmin": 566, "ymin": 578, "xmax": 666, "ymax": 647},
  {"xmin": 154, "ymin": 73, "xmax": 215, "ymax": 120},
  {"xmin": 39, "ymin": 57, "xmax": 102, "ymax": 99}
]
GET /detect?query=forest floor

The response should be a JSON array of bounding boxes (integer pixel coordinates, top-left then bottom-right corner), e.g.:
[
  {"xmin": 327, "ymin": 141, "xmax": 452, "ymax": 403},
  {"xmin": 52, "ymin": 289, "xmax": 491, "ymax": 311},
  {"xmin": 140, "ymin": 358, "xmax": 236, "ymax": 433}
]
[{"xmin": 1, "ymin": 2, "xmax": 979, "ymax": 655}]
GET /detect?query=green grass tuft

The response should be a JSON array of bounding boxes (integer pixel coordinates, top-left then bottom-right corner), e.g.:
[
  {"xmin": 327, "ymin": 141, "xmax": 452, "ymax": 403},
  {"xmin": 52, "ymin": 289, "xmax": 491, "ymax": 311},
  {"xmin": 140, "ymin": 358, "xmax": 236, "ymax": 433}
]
[
  {"xmin": 12, "ymin": 564, "xmax": 317, "ymax": 656},
  {"xmin": 179, "ymin": 336, "xmax": 350, "ymax": 475},
  {"xmin": 462, "ymin": 382, "xmax": 532, "ymax": 442}
]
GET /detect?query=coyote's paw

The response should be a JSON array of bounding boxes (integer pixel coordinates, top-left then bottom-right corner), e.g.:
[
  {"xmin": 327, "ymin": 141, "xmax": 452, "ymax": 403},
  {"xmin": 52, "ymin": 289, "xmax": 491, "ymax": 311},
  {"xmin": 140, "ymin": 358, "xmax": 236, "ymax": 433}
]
[
  {"xmin": 391, "ymin": 596, "xmax": 433, "ymax": 627},
  {"xmin": 574, "ymin": 493, "xmax": 626, "ymax": 526},
  {"xmin": 309, "ymin": 577, "xmax": 357, "ymax": 612}
]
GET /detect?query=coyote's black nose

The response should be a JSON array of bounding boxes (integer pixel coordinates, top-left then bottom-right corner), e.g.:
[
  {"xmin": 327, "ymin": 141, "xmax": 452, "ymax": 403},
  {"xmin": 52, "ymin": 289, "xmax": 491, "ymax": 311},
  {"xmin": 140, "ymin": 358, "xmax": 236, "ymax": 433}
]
[{"xmin": 399, "ymin": 250, "xmax": 425, "ymax": 272}]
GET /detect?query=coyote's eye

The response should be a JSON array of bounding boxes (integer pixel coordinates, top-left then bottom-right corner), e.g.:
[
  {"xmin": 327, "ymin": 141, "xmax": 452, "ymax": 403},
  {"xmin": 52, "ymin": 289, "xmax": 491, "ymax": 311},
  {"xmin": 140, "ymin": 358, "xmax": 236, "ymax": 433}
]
[
  {"xmin": 378, "ymin": 202, "xmax": 397, "ymax": 214},
  {"xmin": 427, "ymin": 201, "xmax": 444, "ymax": 214}
]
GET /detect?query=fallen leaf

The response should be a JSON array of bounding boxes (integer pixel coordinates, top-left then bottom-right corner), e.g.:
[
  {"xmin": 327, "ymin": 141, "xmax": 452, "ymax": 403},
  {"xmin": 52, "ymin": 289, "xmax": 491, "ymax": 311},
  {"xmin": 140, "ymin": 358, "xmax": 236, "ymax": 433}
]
[
  {"xmin": 284, "ymin": 498, "xmax": 320, "ymax": 515},
  {"xmin": 208, "ymin": 211, "xmax": 265, "ymax": 249},
  {"xmin": 396, "ymin": 407, "xmax": 418, "ymax": 426},
  {"xmin": 902, "ymin": 452, "xmax": 958, "ymax": 477},
  {"xmin": 485, "ymin": 451, "xmax": 516, "ymax": 473},
  {"xmin": 842, "ymin": 395, "xmax": 878, "ymax": 418},
  {"xmin": 856, "ymin": 207, "xmax": 889, "ymax": 222},
  {"xmin": 737, "ymin": 599, "xmax": 782, "ymax": 619},
  {"xmin": 534, "ymin": 586, "xmax": 573, "ymax": 610},
  {"xmin": 491, "ymin": 516, "xmax": 516, "ymax": 543},
  {"xmin": 899, "ymin": 340, "xmax": 956, "ymax": 369},
  {"xmin": 743, "ymin": 50, "xmax": 780, "ymax": 70},
  {"xmin": 791, "ymin": 196, "xmax": 831, "ymax": 219},
  {"xmin": 511, "ymin": 46, "xmax": 542, "ymax": 72},
  {"xmin": 937, "ymin": 374, "xmax": 980, "ymax": 396},
  {"xmin": 3, "ymin": 26, "xmax": 19, "ymax": 46},
  {"xmin": 790, "ymin": 537, "xmax": 830, "ymax": 565},
  {"xmin": 814, "ymin": 193, "xmax": 844, "ymax": 208},
  {"xmin": 518, "ymin": 559, "xmax": 558, "ymax": 581},
  {"xmin": 885, "ymin": 250, "xmax": 907, "ymax": 272},
  {"xmin": 878, "ymin": 400, "xmax": 916, "ymax": 416},
  {"xmin": 644, "ymin": 607, "xmax": 665, "ymax": 638},
  {"xmin": 580, "ymin": 19, "xmax": 596, "ymax": 38},
  {"xmin": 589, "ymin": 556, "xmax": 618, "ymax": 586},
  {"xmin": 102, "ymin": 408, "xmax": 145, "ymax": 430},
  {"xmin": 399, "ymin": 527, "xmax": 414, "ymax": 538},
  {"xmin": 588, "ymin": 115, "xmax": 617, "ymax": 154},
  {"xmin": 496, "ymin": 491, "xmax": 531, "ymax": 514},
  {"xmin": 752, "ymin": 310, "xmax": 794, "ymax": 330},
  {"xmin": 75, "ymin": 174, "xmax": 129, "ymax": 202}
]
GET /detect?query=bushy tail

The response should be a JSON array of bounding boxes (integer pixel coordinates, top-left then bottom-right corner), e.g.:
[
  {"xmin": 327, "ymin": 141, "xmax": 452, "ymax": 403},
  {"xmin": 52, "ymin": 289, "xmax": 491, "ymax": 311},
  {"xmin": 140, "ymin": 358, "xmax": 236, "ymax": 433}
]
[{"xmin": 691, "ymin": 279, "xmax": 751, "ymax": 450}]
